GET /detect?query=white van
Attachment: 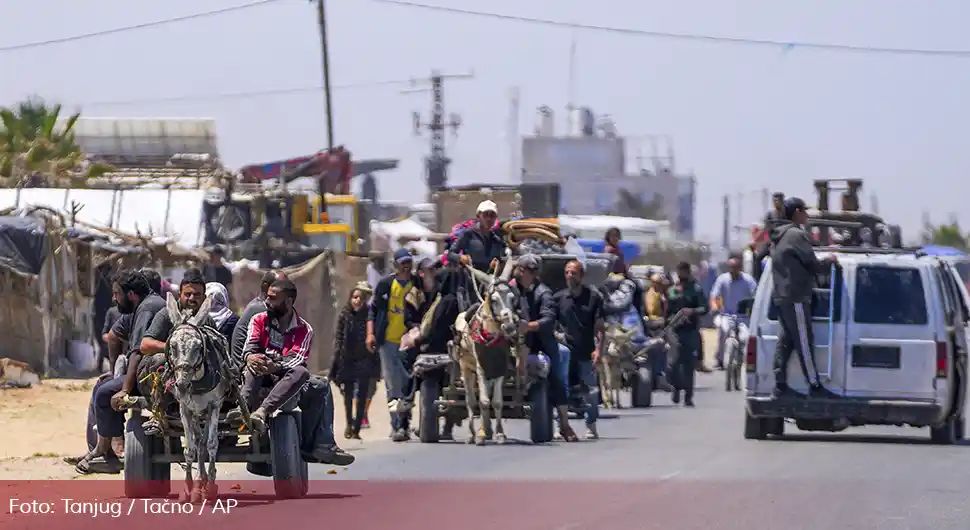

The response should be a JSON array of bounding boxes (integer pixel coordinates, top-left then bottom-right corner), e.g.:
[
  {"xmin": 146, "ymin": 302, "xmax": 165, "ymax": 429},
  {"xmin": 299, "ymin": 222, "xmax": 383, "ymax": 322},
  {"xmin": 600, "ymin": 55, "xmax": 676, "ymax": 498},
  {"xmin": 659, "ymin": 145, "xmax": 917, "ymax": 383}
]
[{"xmin": 742, "ymin": 248, "xmax": 969, "ymax": 444}]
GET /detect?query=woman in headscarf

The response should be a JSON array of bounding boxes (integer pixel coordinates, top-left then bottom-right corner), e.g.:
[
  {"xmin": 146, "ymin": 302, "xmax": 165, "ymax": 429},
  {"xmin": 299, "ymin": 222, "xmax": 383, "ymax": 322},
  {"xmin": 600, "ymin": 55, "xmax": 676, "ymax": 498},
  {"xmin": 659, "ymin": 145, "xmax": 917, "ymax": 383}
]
[
  {"xmin": 205, "ymin": 282, "xmax": 239, "ymax": 343},
  {"xmin": 331, "ymin": 282, "xmax": 377, "ymax": 439}
]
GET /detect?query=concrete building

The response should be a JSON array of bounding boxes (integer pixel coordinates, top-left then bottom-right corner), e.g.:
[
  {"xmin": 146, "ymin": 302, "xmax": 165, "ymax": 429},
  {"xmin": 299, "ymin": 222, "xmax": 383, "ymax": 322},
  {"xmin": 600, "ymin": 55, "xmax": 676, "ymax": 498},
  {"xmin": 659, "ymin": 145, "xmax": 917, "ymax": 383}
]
[{"xmin": 520, "ymin": 106, "xmax": 696, "ymax": 240}]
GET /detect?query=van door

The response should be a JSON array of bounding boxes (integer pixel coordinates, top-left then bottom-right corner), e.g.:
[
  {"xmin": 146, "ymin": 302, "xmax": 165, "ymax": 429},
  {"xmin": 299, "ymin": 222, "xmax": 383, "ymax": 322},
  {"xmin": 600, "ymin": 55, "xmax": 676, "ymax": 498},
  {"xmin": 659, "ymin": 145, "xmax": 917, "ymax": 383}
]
[
  {"xmin": 844, "ymin": 264, "xmax": 936, "ymax": 400},
  {"xmin": 759, "ymin": 262, "xmax": 847, "ymax": 396}
]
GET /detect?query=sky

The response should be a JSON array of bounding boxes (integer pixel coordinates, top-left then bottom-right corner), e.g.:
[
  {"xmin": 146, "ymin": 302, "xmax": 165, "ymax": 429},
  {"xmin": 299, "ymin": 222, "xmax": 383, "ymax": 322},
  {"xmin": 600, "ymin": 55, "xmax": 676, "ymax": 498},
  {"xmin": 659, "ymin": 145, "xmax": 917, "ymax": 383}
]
[{"xmin": 2, "ymin": 0, "xmax": 969, "ymax": 243}]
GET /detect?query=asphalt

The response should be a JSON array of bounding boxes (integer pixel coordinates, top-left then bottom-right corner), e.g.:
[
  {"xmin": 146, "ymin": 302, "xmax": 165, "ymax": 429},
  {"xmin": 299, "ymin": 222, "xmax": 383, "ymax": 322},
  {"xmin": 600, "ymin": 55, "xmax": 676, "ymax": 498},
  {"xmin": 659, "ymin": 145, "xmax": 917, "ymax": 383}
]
[{"xmin": 286, "ymin": 370, "xmax": 970, "ymax": 530}]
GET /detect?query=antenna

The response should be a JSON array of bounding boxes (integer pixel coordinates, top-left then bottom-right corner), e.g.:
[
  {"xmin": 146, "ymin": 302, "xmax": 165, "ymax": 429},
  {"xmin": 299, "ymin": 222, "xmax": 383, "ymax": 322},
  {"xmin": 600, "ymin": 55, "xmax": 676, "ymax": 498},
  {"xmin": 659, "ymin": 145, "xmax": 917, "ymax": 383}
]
[
  {"xmin": 508, "ymin": 86, "xmax": 521, "ymax": 182},
  {"xmin": 566, "ymin": 33, "xmax": 577, "ymax": 135}
]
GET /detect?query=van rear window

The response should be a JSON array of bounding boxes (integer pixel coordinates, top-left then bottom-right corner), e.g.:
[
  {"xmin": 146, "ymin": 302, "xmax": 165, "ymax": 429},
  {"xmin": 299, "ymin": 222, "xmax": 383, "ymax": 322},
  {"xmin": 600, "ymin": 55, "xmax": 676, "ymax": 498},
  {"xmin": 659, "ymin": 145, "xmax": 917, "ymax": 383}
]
[
  {"xmin": 854, "ymin": 266, "xmax": 928, "ymax": 325},
  {"xmin": 767, "ymin": 265, "xmax": 843, "ymax": 322}
]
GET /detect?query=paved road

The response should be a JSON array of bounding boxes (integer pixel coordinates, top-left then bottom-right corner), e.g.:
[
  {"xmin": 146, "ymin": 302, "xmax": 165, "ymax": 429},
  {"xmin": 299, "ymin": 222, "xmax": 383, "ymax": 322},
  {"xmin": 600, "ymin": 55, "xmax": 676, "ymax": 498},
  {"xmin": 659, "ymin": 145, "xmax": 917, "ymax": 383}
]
[{"xmin": 282, "ymin": 370, "xmax": 970, "ymax": 530}]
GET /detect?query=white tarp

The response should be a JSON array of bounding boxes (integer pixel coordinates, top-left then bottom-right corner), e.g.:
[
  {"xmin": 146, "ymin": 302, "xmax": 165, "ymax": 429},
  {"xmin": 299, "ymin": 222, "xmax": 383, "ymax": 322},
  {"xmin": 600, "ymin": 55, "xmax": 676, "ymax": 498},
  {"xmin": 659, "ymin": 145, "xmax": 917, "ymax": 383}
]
[
  {"xmin": 372, "ymin": 217, "xmax": 437, "ymax": 257},
  {"xmin": 0, "ymin": 188, "xmax": 205, "ymax": 248}
]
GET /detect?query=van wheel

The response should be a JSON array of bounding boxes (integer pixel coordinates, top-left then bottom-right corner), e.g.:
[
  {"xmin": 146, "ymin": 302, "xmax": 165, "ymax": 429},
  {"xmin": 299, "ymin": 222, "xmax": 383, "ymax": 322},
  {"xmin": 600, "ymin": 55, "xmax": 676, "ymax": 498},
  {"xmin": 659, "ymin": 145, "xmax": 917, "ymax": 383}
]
[
  {"xmin": 744, "ymin": 410, "xmax": 767, "ymax": 440},
  {"xmin": 768, "ymin": 418, "xmax": 785, "ymax": 437},
  {"xmin": 956, "ymin": 417, "xmax": 966, "ymax": 440},
  {"xmin": 930, "ymin": 417, "xmax": 959, "ymax": 445}
]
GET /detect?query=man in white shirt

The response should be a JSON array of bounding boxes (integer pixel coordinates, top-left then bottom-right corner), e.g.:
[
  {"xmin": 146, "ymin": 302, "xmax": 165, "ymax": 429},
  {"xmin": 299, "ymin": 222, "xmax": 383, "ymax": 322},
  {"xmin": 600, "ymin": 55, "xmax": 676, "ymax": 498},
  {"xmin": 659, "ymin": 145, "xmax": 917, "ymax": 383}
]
[{"xmin": 709, "ymin": 256, "xmax": 758, "ymax": 370}]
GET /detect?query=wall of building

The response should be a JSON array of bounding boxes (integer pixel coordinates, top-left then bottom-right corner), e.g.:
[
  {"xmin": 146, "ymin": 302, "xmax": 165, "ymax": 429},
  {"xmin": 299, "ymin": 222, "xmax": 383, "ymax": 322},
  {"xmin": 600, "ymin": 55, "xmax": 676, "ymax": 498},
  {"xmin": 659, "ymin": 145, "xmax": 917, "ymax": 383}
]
[{"xmin": 521, "ymin": 135, "xmax": 695, "ymax": 239}]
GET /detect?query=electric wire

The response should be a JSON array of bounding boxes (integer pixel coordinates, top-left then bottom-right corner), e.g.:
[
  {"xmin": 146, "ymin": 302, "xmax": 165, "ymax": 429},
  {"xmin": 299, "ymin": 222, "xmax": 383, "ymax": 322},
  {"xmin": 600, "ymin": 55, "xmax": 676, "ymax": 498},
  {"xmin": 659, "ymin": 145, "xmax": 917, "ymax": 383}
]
[
  {"xmin": 372, "ymin": 0, "xmax": 970, "ymax": 58},
  {"xmin": 0, "ymin": 0, "xmax": 287, "ymax": 53}
]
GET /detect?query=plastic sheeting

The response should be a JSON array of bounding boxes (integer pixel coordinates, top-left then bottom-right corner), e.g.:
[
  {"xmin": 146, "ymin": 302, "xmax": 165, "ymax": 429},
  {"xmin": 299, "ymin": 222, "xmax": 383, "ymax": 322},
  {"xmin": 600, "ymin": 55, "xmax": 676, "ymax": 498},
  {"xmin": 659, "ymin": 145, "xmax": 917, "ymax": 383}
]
[
  {"xmin": 0, "ymin": 216, "xmax": 46, "ymax": 275},
  {"xmin": 0, "ymin": 188, "xmax": 205, "ymax": 248}
]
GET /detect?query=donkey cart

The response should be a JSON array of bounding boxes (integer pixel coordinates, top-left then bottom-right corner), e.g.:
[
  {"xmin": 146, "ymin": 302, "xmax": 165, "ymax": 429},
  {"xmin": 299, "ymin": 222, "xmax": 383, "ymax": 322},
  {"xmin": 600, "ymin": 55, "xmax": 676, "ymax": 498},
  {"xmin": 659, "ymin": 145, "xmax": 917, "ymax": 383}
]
[{"xmin": 122, "ymin": 390, "xmax": 309, "ymax": 500}]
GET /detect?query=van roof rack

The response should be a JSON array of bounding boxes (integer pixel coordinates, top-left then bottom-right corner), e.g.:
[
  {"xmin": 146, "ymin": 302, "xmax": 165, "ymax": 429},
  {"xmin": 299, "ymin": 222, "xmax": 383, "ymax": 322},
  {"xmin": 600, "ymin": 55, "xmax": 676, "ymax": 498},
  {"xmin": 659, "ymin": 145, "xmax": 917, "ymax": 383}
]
[{"xmin": 815, "ymin": 246, "xmax": 926, "ymax": 256}]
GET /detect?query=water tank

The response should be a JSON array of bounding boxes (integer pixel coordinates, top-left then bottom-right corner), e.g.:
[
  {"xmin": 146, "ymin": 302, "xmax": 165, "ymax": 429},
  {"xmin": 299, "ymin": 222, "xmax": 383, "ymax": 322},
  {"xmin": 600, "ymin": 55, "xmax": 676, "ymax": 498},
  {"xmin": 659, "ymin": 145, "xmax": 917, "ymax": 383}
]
[{"xmin": 534, "ymin": 106, "xmax": 555, "ymax": 136}]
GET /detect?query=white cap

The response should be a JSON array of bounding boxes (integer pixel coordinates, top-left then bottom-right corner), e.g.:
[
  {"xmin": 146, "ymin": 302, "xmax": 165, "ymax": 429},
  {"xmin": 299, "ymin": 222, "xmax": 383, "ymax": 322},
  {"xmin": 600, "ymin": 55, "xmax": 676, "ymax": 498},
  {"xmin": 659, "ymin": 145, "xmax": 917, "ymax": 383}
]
[{"xmin": 476, "ymin": 200, "xmax": 498, "ymax": 214}]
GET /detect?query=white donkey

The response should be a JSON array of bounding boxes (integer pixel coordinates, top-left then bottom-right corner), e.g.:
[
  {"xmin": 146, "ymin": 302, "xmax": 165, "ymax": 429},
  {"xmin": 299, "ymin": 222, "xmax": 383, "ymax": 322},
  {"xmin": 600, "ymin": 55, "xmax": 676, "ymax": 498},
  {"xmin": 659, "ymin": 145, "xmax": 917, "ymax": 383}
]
[
  {"xmin": 453, "ymin": 253, "xmax": 524, "ymax": 445},
  {"xmin": 165, "ymin": 292, "xmax": 232, "ymax": 503}
]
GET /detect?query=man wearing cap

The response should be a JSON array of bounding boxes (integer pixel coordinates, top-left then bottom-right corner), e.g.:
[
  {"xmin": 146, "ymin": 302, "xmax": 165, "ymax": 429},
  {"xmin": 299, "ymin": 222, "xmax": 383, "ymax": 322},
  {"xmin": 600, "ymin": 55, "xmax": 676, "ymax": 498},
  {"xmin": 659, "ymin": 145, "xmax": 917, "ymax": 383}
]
[
  {"xmin": 366, "ymin": 248, "xmax": 422, "ymax": 441},
  {"xmin": 769, "ymin": 197, "xmax": 838, "ymax": 399},
  {"xmin": 447, "ymin": 200, "xmax": 507, "ymax": 275},
  {"xmin": 514, "ymin": 254, "xmax": 577, "ymax": 440}
]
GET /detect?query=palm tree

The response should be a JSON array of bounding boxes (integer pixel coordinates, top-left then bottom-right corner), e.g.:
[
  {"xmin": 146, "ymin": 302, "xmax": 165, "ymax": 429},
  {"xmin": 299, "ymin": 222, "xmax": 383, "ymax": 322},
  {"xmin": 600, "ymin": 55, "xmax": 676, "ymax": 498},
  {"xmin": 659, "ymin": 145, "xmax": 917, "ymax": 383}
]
[
  {"xmin": 611, "ymin": 188, "xmax": 667, "ymax": 220},
  {"xmin": 921, "ymin": 220, "xmax": 969, "ymax": 250},
  {"xmin": 0, "ymin": 97, "xmax": 112, "ymax": 188}
]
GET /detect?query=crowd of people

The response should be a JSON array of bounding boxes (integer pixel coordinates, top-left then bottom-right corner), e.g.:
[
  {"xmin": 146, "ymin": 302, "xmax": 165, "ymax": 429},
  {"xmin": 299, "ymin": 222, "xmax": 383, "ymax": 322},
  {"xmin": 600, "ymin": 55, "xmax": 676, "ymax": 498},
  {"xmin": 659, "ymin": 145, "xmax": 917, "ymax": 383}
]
[
  {"xmin": 67, "ymin": 266, "xmax": 354, "ymax": 475},
  {"xmin": 63, "ymin": 195, "xmax": 830, "ymax": 475}
]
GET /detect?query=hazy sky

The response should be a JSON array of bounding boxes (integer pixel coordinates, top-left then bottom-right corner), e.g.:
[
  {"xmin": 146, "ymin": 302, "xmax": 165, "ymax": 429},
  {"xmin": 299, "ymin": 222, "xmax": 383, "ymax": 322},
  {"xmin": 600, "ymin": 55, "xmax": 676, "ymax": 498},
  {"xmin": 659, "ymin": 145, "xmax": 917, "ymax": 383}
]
[{"xmin": 2, "ymin": 0, "xmax": 968, "ymax": 243}]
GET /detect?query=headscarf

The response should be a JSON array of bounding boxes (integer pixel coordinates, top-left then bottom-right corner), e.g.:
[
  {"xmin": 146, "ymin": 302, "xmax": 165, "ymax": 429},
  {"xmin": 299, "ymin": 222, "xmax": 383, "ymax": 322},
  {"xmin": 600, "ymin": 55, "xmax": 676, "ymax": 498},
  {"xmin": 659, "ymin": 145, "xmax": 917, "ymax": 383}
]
[{"xmin": 205, "ymin": 282, "xmax": 234, "ymax": 328}]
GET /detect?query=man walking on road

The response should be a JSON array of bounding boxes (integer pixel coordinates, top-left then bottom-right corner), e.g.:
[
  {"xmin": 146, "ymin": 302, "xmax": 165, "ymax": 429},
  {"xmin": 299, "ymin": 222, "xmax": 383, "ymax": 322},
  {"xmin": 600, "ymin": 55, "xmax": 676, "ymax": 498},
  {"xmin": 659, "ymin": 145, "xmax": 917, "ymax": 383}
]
[
  {"xmin": 666, "ymin": 262, "xmax": 708, "ymax": 407},
  {"xmin": 769, "ymin": 197, "xmax": 838, "ymax": 399},
  {"xmin": 367, "ymin": 248, "xmax": 421, "ymax": 442}
]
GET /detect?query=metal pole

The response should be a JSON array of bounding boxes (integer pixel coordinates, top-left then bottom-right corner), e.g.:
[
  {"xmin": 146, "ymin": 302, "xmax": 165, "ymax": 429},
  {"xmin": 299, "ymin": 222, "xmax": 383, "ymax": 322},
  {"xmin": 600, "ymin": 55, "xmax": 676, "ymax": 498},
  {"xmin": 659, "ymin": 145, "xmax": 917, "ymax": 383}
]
[{"xmin": 316, "ymin": 0, "xmax": 335, "ymax": 150}]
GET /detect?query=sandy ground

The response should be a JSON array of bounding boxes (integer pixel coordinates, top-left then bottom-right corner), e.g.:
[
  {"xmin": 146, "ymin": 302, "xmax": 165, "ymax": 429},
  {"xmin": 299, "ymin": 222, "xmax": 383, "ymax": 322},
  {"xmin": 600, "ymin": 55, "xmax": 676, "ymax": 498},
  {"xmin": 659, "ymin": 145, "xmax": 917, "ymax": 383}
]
[{"xmin": 0, "ymin": 330, "xmax": 719, "ymax": 480}]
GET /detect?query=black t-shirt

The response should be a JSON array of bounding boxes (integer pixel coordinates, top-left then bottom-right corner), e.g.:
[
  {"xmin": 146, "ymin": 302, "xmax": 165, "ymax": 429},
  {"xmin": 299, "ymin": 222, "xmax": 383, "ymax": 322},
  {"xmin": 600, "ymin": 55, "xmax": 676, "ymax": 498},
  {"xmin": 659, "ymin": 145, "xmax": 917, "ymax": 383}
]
[
  {"xmin": 145, "ymin": 306, "xmax": 216, "ymax": 343},
  {"xmin": 102, "ymin": 306, "xmax": 121, "ymax": 335},
  {"xmin": 110, "ymin": 314, "xmax": 133, "ymax": 341},
  {"xmin": 554, "ymin": 285, "xmax": 604, "ymax": 361},
  {"xmin": 126, "ymin": 294, "xmax": 166, "ymax": 358}
]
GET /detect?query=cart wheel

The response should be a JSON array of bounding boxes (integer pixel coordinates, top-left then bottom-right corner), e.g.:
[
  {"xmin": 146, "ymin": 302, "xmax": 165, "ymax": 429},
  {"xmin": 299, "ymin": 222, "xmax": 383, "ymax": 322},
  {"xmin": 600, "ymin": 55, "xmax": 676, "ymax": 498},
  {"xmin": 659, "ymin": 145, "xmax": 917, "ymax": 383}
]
[
  {"xmin": 630, "ymin": 367, "xmax": 653, "ymax": 408},
  {"xmin": 529, "ymin": 380, "xmax": 554, "ymax": 444},
  {"xmin": 419, "ymin": 376, "xmax": 442, "ymax": 443},
  {"xmin": 124, "ymin": 416, "xmax": 169, "ymax": 498},
  {"xmin": 270, "ymin": 414, "xmax": 307, "ymax": 499}
]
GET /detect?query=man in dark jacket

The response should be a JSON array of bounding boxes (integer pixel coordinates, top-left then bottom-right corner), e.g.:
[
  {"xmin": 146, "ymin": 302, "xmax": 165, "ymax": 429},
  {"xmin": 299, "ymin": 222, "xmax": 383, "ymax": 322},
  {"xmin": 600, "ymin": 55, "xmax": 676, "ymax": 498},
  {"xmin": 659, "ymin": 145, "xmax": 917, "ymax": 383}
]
[
  {"xmin": 665, "ymin": 262, "xmax": 709, "ymax": 407},
  {"xmin": 447, "ymin": 200, "xmax": 507, "ymax": 274},
  {"xmin": 514, "ymin": 254, "xmax": 576, "ymax": 438},
  {"xmin": 770, "ymin": 197, "xmax": 838, "ymax": 398}
]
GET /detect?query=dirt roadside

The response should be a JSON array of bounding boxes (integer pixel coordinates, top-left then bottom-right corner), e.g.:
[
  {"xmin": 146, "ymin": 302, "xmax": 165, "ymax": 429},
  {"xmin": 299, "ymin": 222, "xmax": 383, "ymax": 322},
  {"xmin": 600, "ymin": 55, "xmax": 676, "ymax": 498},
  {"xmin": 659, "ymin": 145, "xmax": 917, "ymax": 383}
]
[{"xmin": 0, "ymin": 330, "xmax": 720, "ymax": 480}]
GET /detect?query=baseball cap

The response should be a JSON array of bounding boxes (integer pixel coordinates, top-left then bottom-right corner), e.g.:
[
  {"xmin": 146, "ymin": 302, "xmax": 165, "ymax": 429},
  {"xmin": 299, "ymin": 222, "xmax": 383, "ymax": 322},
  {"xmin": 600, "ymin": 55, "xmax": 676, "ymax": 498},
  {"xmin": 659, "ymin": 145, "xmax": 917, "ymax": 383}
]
[
  {"xmin": 394, "ymin": 248, "xmax": 413, "ymax": 263},
  {"xmin": 476, "ymin": 200, "xmax": 498, "ymax": 215},
  {"xmin": 783, "ymin": 197, "xmax": 808, "ymax": 220}
]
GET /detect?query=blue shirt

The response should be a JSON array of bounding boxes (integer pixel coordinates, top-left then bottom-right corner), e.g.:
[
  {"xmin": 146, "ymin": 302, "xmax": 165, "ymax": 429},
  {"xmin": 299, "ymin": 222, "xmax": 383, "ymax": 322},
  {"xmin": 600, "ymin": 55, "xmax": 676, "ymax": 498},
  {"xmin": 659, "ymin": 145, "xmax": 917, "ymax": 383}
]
[{"xmin": 711, "ymin": 272, "xmax": 757, "ymax": 315}]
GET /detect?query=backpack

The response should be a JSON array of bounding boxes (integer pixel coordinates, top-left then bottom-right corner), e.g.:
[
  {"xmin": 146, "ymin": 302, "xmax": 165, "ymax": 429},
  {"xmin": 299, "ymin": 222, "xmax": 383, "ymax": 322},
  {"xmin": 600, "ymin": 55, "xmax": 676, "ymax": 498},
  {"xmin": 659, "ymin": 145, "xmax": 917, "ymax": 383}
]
[{"xmin": 439, "ymin": 218, "xmax": 482, "ymax": 265}]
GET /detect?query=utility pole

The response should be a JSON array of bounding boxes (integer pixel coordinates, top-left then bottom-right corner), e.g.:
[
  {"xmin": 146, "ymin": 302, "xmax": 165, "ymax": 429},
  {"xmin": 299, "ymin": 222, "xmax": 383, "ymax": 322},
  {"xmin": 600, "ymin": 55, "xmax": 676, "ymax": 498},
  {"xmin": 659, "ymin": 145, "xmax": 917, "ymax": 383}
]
[
  {"xmin": 402, "ymin": 69, "xmax": 474, "ymax": 195},
  {"xmin": 314, "ymin": 0, "xmax": 335, "ymax": 150}
]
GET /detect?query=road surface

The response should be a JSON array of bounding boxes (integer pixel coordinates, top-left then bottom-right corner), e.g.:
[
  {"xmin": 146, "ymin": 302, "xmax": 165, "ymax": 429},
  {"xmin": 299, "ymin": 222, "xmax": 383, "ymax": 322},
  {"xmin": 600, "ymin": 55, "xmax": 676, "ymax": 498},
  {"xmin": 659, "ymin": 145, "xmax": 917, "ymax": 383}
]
[{"xmin": 291, "ymin": 371, "xmax": 970, "ymax": 530}]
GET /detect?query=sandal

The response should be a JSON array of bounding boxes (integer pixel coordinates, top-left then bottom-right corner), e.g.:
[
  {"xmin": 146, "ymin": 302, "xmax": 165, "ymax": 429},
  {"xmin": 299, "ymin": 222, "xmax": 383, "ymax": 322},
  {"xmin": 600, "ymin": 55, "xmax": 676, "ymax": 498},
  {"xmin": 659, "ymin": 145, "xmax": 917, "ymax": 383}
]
[
  {"xmin": 63, "ymin": 454, "xmax": 87, "ymax": 465},
  {"xmin": 75, "ymin": 454, "xmax": 123, "ymax": 475}
]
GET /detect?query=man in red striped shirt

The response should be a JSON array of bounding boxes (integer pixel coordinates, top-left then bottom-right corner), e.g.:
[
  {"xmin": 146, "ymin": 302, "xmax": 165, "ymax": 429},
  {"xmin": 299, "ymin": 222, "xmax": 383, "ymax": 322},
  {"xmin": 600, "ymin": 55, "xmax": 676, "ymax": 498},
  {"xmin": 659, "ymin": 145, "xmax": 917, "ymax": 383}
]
[{"xmin": 241, "ymin": 279, "xmax": 313, "ymax": 431}]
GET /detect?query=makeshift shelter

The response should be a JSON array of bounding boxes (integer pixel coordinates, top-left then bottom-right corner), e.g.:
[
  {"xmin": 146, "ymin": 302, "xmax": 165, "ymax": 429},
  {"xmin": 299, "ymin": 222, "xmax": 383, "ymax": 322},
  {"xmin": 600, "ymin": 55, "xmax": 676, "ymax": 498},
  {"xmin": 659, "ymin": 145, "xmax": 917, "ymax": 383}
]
[{"xmin": 0, "ymin": 205, "xmax": 206, "ymax": 376}]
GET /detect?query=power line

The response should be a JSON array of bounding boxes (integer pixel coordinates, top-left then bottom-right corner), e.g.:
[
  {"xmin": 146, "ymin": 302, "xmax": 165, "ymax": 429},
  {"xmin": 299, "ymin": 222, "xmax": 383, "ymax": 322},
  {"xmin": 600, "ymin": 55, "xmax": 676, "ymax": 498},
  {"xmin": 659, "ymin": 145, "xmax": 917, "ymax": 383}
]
[
  {"xmin": 73, "ymin": 79, "xmax": 420, "ymax": 107},
  {"xmin": 372, "ymin": 0, "xmax": 970, "ymax": 58},
  {"xmin": 0, "ymin": 0, "xmax": 287, "ymax": 53}
]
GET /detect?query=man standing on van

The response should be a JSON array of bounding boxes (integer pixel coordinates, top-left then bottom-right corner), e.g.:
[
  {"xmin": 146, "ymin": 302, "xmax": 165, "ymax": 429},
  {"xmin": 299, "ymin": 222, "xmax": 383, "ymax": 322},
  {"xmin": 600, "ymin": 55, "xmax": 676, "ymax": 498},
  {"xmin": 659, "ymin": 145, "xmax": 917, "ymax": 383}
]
[{"xmin": 769, "ymin": 197, "xmax": 838, "ymax": 398}]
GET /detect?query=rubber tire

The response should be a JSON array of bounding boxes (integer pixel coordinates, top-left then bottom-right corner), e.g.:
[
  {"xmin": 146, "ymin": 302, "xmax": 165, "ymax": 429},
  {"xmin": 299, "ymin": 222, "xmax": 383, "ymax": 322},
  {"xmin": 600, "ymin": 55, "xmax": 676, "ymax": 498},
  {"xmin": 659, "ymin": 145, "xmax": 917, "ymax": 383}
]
[
  {"xmin": 419, "ymin": 376, "xmax": 441, "ymax": 443},
  {"xmin": 630, "ymin": 367, "xmax": 653, "ymax": 408},
  {"xmin": 724, "ymin": 339, "xmax": 739, "ymax": 391},
  {"xmin": 930, "ymin": 416, "xmax": 961, "ymax": 445},
  {"xmin": 768, "ymin": 418, "xmax": 785, "ymax": 437},
  {"xmin": 529, "ymin": 380, "xmax": 554, "ymax": 444},
  {"xmin": 743, "ymin": 410, "xmax": 768, "ymax": 440},
  {"xmin": 270, "ymin": 414, "xmax": 308, "ymax": 499},
  {"xmin": 124, "ymin": 416, "xmax": 170, "ymax": 498}
]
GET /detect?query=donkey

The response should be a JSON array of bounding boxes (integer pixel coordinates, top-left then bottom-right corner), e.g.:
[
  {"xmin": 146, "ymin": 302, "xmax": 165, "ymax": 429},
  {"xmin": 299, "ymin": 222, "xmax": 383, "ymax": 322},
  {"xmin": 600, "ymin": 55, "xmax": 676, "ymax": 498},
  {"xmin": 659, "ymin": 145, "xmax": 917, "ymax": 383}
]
[
  {"xmin": 600, "ymin": 325, "xmax": 634, "ymax": 409},
  {"xmin": 453, "ymin": 253, "xmax": 523, "ymax": 445},
  {"xmin": 165, "ymin": 292, "xmax": 231, "ymax": 503}
]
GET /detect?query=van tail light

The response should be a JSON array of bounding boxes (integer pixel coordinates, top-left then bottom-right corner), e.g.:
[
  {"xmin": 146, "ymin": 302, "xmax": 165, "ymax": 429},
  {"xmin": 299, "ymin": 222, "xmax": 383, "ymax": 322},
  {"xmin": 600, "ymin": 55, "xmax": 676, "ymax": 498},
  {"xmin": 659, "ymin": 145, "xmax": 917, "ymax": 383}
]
[
  {"xmin": 936, "ymin": 341, "xmax": 948, "ymax": 378},
  {"xmin": 746, "ymin": 335, "xmax": 758, "ymax": 372}
]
